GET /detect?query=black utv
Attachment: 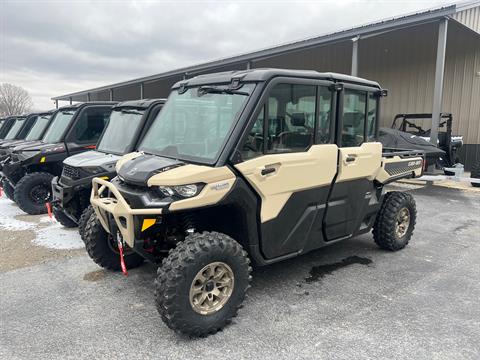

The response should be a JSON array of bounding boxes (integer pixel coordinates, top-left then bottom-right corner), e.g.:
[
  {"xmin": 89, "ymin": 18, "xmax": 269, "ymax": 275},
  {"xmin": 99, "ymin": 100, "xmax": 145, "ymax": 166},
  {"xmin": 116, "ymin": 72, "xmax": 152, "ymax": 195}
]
[
  {"xmin": 0, "ymin": 111, "xmax": 55, "ymax": 160},
  {"xmin": 389, "ymin": 113, "xmax": 463, "ymax": 172},
  {"xmin": 0, "ymin": 115, "xmax": 28, "ymax": 145},
  {"xmin": 1, "ymin": 102, "xmax": 115, "ymax": 214},
  {"xmin": 0, "ymin": 111, "xmax": 56, "ymax": 199},
  {"xmin": 51, "ymin": 99, "xmax": 165, "ymax": 235}
]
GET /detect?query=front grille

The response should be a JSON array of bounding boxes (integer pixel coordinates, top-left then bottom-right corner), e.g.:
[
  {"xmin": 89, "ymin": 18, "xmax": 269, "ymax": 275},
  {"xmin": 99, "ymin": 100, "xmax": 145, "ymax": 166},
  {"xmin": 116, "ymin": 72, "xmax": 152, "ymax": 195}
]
[{"xmin": 62, "ymin": 165, "xmax": 80, "ymax": 179}]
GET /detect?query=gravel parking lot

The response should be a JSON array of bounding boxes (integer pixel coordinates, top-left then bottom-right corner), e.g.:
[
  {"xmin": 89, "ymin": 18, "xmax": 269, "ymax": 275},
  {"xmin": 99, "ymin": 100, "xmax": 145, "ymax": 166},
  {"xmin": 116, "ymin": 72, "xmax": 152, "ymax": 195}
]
[{"xmin": 1, "ymin": 183, "xmax": 479, "ymax": 360}]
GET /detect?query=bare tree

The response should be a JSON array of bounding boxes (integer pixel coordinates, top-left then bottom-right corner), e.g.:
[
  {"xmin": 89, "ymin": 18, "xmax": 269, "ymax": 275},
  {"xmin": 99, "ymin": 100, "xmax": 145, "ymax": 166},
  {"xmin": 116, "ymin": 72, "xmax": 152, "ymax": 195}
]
[{"xmin": 0, "ymin": 83, "xmax": 34, "ymax": 116}]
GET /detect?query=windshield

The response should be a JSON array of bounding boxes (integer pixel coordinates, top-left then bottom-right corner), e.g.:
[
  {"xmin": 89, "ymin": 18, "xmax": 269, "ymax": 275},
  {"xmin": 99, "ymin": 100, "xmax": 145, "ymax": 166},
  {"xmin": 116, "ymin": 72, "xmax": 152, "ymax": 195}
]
[
  {"xmin": 97, "ymin": 108, "xmax": 145, "ymax": 154},
  {"xmin": 25, "ymin": 115, "xmax": 51, "ymax": 141},
  {"xmin": 139, "ymin": 84, "xmax": 255, "ymax": 163},
  {"xmin": 42, "ymin": 110, "xmax": 75, "ymax": 143},
  {"xmin": 4, "ymin": 118, "xmax": 26, "ymax": 140}
]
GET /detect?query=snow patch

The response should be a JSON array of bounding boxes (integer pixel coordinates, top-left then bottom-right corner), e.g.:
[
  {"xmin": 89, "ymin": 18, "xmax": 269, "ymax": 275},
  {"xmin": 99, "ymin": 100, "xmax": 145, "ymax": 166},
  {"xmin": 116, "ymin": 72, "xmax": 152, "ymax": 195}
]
[
  {"xmin": 0, "ymin": 197, "xmax": 84, "ymax": 250},
  {"xmin": 0, "ymin": 197, "xmax": 34, "ymax": 231},
  {"xmin": 34, "ymin": 223, "xmax": 84, "ymax": 250}
]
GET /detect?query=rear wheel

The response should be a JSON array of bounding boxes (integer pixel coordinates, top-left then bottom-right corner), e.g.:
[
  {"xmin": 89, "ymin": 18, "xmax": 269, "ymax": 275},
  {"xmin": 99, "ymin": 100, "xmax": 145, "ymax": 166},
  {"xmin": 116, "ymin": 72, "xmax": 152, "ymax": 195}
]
[
  {"xmin": 83, "ymin": 213, "xmax": 144, "ymax": 271},
  {"xmin": 14, "ymin": 172, "xmax": 54, "ymax": 215},
  {"xmin": 373, "ymin": 191, "xmax": 416, "ymax": 251},
  {"xmin": 79, "ymin": 205, "xmax": 94, "ymax": 240},
  {"xmin": 155, "ymin": 232, "xmax": 252, "ymax": 337},
  {"xmin": 471, "ymin": 161, "xmax": 480, "ymax": 188},
  {"xmin": 1, "ymin": 179, "xmax": 15, "ymax": 201},
  {"xmin": 53, "ymin": 207, "xmax": 77, "ymax": 228}
]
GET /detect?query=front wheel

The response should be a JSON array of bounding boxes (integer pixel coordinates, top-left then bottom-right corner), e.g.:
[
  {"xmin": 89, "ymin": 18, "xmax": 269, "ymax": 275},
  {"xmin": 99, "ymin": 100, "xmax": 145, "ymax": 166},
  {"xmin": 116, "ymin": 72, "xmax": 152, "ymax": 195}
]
[
  {"xmin": 53, "ymin": 207, "xmax": 77, "ymax": 228},
  {"xmin": 78, "ymin": 205, "xmax": 94, "ymax": 240},
  {"xmin": 1, "ymin": 179, "xmax": 15, "ymax": 201},
  {"xmin": 373, "ymin": 191, "xmax": 416, "ymax": 251},
  {"xmin": 83, "ymin": 213, "xmax": 144, "ymax": 271},
  {"xmin": 155, "ymin": 232, "xmax": 252, "ymax": 337},
  {"xmin": 471, "ymin": 161, "xmax": 480, "ymax": 188},
  {"xmin": 14, "ymin": 172, "xmax": 54, "ymax": 215}
]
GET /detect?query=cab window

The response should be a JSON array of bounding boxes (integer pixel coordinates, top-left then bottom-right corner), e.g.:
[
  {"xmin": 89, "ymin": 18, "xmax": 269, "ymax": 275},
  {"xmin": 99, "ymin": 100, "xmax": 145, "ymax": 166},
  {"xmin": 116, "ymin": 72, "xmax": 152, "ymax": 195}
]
[
  {"xmin": 240, "ymin": 83, "xmax": 333, "ymax": 160},
  {"xmin": 266, "ymin": 84, "xmax": 316, "ymax": 154},
  {"xmin": 341, "ymin": 89, "xmax": 367, "ymax": 147},
  {"xmin": 70, "ymin": 107, "xmax": 110, "ymax": 143},
  {"xmin": 367, "ymin": 93, "xmax": 378, "ymax": 141},
  {"xmin": 317, "ymin": 86, "xmax": 332, "ymax": 144},
  {"xmin": 241, "ymin": 106, "xmax": 264, "ymax": 160}
]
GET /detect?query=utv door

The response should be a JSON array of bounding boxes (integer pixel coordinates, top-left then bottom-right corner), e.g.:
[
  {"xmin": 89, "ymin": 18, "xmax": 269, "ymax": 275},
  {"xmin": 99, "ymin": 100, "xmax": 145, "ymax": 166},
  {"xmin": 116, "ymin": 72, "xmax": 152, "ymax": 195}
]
[
  {"xmin": 324, "ymin": 88, "xmax": 381, "ymax": 240},
  {"xmin": 234, "ymin": 79, "xmax": 338, "ymax": 259},
  {"xmin": 64, "ymin": 106, "xmax": 111, "ymax": 155}
]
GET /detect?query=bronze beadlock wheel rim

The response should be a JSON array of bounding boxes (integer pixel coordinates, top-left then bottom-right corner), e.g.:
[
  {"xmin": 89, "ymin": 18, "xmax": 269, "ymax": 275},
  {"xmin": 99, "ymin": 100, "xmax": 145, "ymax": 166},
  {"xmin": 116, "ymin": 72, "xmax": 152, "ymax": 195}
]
[
  {"xmin": 395, "ymin": 207, "xmax": 410, "ymax": 238},
  {"xmin": 189, "ymin": 262, "xmax": 235, "ymax": 315}
]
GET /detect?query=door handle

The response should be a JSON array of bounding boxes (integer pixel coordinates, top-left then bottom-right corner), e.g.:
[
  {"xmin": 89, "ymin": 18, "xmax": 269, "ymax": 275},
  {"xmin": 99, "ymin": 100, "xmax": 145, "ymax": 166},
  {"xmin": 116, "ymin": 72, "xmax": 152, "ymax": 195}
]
[
  {"xmin": 345, "ymin": 155, "xmax": 356, "ymax": 163},
  {"xmin": 261, "ymin": 167, "xmax": 276, "ymax": 176}
]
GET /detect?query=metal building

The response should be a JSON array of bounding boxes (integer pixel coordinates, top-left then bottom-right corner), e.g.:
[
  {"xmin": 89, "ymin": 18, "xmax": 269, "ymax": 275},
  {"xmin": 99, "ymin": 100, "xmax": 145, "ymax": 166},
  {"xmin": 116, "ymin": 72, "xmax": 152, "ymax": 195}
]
[{"xmin": 53, "ymin": 1, "xmax": 480, "ymax": 168}]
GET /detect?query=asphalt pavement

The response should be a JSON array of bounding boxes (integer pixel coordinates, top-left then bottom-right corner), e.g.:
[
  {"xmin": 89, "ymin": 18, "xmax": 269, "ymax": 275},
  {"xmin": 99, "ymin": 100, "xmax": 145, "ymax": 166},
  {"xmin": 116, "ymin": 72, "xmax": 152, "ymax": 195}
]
[{"xmin": 1, "ymin": 184, "xmax": 479, "ymax": 360}]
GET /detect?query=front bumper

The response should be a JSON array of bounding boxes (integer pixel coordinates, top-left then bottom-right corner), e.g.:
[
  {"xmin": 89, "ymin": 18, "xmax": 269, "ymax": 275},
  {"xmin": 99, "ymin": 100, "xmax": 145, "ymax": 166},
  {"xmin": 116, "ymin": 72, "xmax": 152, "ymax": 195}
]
[
  {"xmin": 51, "ymin": 176, "xmax": 91, "ymax": 223},
  {"xmin": 91, "ymin": 178, "xmax": 164, "ymax": 248}
]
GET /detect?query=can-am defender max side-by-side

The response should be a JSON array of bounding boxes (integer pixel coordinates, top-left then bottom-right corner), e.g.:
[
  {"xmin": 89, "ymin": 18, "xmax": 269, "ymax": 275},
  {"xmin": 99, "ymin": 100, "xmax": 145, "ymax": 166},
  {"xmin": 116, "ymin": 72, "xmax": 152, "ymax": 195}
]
[
  {"xmin": 86, "ymin": 69, "xmax": 424, "ymax": 336},
  {"xmin": 1, "ymin": 102, "xmax": 115, "ymax": 214},
  {"xmin": 51, "ymin": 99, "xmax": 165, "ymax": 235}
]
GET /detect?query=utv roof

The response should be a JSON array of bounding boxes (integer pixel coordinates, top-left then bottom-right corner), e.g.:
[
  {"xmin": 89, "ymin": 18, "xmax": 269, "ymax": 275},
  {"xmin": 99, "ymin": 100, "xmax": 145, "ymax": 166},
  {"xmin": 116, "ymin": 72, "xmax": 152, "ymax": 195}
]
[
  {"xmin": 57, "ymin": 101, "xmax": 117, "ymax": 111},
  {"xmin": 113, "ymin": 98, "xmax": 167, "ymax": 110},
  {"xmin": 24, "ymin": 110, "xmax": 56, "ymax": 118},
  {"xmin": 173, "ymin": 68, "xmax": 382, "ymax": 89}
]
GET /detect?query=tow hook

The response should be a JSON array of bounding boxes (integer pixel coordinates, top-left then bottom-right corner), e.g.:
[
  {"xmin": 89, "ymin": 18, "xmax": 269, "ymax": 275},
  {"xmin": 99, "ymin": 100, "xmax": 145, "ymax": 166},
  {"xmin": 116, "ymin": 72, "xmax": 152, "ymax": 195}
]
[
  {"xmin": 117, "ymin": 232, "xmax": 128, "ymax": 276},
  {"xmin": 0, "ymin": 186, "xmax": 3, "ymax": 197},
  {"xmin": 46, "ymin": 202, "xmax": 53, "ymax": 219}
]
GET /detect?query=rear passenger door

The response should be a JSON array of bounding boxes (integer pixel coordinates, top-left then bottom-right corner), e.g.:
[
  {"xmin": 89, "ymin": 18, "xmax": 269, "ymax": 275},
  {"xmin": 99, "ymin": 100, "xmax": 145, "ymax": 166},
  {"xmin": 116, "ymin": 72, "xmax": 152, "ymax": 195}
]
[
  {"xmin": 65, "ymin": 106, "xmax": 111, "ymax": 155},
  {"xmin": 324, "ymin": 87, "xmax": 382, "ymax": 240},
  {"xmin": 234, "ymin": 78, "xmax": 338, "ymax": 259}
]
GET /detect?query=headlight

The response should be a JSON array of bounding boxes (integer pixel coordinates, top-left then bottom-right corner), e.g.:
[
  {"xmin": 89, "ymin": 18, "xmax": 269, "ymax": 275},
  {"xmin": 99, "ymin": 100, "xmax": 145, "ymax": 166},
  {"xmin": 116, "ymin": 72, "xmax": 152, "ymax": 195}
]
[{"xmin": 158, "ymin": 183, "xmax": 203, "ymax": 198}]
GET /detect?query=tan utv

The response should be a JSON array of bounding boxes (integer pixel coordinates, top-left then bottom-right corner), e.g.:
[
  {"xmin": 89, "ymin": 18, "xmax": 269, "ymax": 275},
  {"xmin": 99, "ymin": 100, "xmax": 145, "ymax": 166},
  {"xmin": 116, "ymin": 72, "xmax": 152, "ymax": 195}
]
[{"xmin": 86, "ymin": 69, "xmax": 424, "ymax": 337}]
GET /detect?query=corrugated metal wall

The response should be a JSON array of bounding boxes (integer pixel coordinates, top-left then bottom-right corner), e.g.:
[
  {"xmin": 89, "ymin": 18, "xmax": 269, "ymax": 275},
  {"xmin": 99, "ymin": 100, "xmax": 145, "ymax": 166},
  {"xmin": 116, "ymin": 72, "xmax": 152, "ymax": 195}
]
[
  {"xmin": 358, "ymin": 23, "xmax": 437, "ymax": 129},
  {"xmin": 443, "ymin": 21, "xmax": 480, "ymax": 145},
  {"xmin": 452, "ymin": 6, "xmax": 480, "ymax": 34},
  {"xmin": 443, "ymin": 20, "xmax": 480, "ymax": 166},
  {"xmin": 253, "ymin": 41, "xmax": 351, "ymax": 74}
]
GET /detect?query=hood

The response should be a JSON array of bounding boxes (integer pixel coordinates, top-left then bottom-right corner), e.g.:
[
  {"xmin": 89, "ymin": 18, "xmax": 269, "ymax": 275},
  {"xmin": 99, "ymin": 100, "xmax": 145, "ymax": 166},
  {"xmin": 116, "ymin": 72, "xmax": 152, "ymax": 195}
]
[
  {"xmin": 117, "ymin": 153, "xmax": 184, "ymax": 186},
  {"xmin": 14, "ymin": 142, "xmax": 64, "ymax": 153},
  {"xmin": 0, "ymin": 139, "xmax": 35, "ymax": 149},
  {"xmin": 9, "ymin": 140, "xmax": 44, "ymax": 152},
  {"xmin": 64, "ymin": 150, "xmax": 120, "ymax": 168}
]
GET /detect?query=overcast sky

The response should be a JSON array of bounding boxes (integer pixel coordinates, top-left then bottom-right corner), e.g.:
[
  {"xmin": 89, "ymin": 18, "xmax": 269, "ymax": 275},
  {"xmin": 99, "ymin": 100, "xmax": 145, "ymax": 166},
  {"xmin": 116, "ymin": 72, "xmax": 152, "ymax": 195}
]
[{"xmin": 1, "ymin": 0, "xmax": 456, "ymax": 110}]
